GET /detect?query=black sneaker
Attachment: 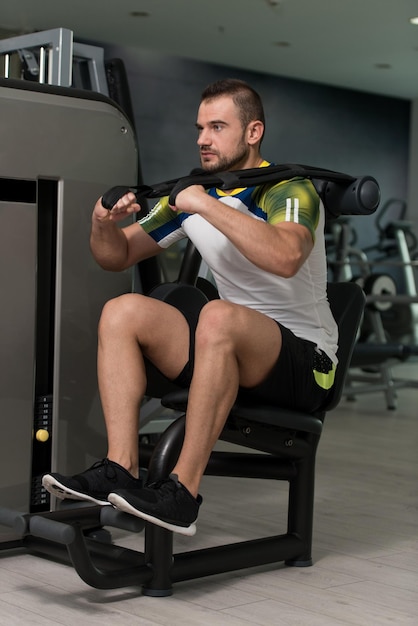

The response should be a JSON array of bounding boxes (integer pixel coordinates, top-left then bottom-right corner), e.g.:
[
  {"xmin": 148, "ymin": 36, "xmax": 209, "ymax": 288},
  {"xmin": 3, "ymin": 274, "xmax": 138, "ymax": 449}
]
[
  {"xmin": 42, "ymin": 459, "xmax": 142, "ymax": 506},
  {"xmin": 108, "ymin": 474, "xmax": 202, "ymax": 536}
]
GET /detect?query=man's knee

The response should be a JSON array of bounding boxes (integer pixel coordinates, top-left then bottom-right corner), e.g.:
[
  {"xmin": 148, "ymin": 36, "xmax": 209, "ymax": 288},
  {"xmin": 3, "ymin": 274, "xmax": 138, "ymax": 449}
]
[
  {"xmin": 196, "ymin": 300, "xmax": 237, "ymax": 347},
  {"xmin": 99, "ymin": 293, "xmax": 151, "ymax": 335}
]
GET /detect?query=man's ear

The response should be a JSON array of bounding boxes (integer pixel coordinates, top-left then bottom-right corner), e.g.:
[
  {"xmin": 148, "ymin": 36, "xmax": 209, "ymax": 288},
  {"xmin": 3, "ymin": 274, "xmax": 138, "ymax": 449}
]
[{"xmin": 247, "ymin": 120, "xmax": 264, "ymax": 145}]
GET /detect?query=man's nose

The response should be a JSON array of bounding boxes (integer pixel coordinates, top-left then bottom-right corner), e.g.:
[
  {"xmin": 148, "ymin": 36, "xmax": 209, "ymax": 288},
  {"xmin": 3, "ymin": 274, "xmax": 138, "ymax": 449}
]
[{"xmin": 197, "ymin": 129, "xmax": 211, "ymax": 146}]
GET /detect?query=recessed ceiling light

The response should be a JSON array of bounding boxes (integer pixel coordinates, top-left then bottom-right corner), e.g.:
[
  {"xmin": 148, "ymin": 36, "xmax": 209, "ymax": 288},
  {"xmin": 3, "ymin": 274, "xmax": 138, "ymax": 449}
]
[
  {"xmin": 273, "ymin": 41, "xmax": 291, "ymax": 47},
  {"xmin": 375, "ymin": 63, "xmax": 391, "ymax": 70},
  {"xmin": 130, "ymin": 11, "xmax": 150, "ymax": 17},
  {"xmin": 410, "ymin": 16, "xmax": 418, "ymax": 25}
]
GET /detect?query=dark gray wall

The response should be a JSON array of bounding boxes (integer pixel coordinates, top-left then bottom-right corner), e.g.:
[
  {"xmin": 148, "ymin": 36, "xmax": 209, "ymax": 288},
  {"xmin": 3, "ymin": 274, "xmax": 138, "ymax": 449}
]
[
  {"xmin": 103, "ymin": 45, "xmax": 410, "ymax": 250},
  {"xmin": 407, "ymin": 99, "xmax": 418, "ymax": 224}
]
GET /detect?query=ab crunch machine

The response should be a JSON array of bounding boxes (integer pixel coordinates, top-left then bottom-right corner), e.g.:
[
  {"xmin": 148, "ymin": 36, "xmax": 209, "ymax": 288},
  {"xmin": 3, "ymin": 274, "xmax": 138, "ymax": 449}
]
[{"xmin": 0, "ymin": 133, "xmax": 378, "ymax": 595}]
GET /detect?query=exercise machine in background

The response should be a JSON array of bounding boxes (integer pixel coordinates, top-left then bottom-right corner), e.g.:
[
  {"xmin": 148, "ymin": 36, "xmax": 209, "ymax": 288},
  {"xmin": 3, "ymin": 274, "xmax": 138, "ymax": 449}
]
[{"xmin": 327, "ymin": 202, "xmax": 418, "ymax": 410}]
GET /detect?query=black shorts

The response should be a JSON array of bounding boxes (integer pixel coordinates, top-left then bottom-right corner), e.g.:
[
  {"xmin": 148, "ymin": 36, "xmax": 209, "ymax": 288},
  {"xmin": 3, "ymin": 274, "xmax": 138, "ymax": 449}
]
[{"xmin": 172, "ymin": 312, "xmax": 335, "ymax": 414}]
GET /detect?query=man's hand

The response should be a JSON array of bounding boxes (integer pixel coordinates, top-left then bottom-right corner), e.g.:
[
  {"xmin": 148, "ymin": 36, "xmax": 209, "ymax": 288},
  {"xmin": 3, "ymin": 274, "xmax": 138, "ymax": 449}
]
[
  {"xmin": 94, "ymin": 192, "xmax": 141, "ymax": 223},
  {"xmin": 170, "ymin": 185, "xmax": 207, "ymax": 214}
]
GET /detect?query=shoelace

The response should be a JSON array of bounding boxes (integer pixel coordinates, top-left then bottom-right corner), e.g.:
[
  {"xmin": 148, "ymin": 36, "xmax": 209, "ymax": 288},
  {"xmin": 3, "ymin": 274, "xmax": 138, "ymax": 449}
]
[{"xmin": 89, "ymin": 458, "xmax": 118, "ymax": 480}]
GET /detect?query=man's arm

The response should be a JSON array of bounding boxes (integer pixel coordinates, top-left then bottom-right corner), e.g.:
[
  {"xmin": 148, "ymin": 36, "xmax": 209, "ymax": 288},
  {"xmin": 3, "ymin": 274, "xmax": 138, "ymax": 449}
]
[
  {"xmin": 173, "ymin": 186, "xmax": 314, "ymax": 278},
  {"xmin": 90, "ymin": 192, "xmax": 162, "ymax": 271}
]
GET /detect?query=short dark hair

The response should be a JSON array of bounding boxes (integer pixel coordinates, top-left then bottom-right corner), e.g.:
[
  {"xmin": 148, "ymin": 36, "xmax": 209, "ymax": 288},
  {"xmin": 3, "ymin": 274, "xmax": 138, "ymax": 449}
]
[{"xmin": 201, "ymin": 79, "xmax": 265, "ymax": 134}]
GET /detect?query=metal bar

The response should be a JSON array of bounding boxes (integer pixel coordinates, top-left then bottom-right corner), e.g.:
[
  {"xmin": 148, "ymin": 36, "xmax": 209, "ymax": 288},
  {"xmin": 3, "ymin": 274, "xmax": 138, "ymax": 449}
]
[
  {"xmin": 23, "ymin": 534, "xmax": 151, "ymax": 588},
  {"xmin": 205, "ymin": 451, "xmax": 297, "ymax": 480},
  {"xmin": 170, "ymin": 534, "xmax": 305, "ymax": 583},
  {"xmin": 73, "ymin": 42, "xmax": 109, "ymax": 95},
  {"xmin": 0, "ymin": 28, "xmax": 73, "ymax": 87},
  {"xmin": 39, "ymin": 46, "xmax": 46, "ymax": 84},
  {"xmin": 365, "ymin": 294, "xmax": 418, "ymax": 304},
  {"xmin": 4, "ymin": 53, "xmax": 10, "ymax": 78},
  {"xmin": 66, "ymin": 526, "xmax": 152, "ymax": 589}
]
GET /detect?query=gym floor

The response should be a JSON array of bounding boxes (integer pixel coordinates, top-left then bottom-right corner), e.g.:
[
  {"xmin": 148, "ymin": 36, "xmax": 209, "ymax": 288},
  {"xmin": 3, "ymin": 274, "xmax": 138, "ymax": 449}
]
[{"xmin": 0, "ymin": 360, "xmax": 417, "ymax": 625}]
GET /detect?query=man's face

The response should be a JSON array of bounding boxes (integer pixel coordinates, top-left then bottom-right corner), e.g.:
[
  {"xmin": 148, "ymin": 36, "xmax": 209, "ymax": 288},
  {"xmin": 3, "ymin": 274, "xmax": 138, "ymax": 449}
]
[{"xmin": 196, "ymin": 96, "xmax": 249, "ymax": 172}]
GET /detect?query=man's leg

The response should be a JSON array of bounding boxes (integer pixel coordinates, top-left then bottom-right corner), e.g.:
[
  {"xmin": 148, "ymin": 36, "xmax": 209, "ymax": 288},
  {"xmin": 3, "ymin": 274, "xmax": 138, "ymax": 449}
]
[
  {"xmin": 172, "ymin": 299, "xmax": 282, "ymax": 496},
  {"xmin": 98, "ymin": 293, "xmax": 191, "ymax": 477},
  {"xmin": 109, "ymin": 300, "xmax": 282, "ymax": 532},
  {"xmin": 42, "ymin": 293, "xmax": 191, "ymax": 504}
]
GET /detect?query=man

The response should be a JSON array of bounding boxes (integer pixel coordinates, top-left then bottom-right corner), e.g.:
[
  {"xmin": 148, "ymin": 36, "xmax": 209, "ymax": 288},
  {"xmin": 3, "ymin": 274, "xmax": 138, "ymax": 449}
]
[{"xmin": 43, "ymin": 79, "xmax": 338, "ymax": 536}]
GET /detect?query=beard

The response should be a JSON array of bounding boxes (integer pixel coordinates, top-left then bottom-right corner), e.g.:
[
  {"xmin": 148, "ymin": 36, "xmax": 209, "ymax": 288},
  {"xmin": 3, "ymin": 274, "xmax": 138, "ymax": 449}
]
[{"xmin": 200, "ymin": 142, "xmax": 250, "ymax": 173}]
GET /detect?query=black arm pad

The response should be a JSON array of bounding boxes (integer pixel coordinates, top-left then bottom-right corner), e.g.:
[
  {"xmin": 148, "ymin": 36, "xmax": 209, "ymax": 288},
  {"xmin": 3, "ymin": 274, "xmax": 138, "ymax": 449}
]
[{"xmin": 100, "ymin": 167, "xmax": 380, "ymax": 218}]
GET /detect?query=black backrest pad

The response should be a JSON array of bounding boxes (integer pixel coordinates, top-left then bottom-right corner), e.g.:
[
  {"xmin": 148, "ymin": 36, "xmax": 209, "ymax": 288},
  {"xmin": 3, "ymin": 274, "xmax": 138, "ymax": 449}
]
[{"xmin": 325, "ymin": 282, "xmax": 365, "ymax": 411}]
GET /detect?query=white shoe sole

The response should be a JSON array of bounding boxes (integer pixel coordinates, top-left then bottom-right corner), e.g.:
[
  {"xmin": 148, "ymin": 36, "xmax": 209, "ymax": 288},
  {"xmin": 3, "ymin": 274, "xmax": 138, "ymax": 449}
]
[
  {"xmin": 42, "ymin": 475, "xmax": 111, "ymax": 506},
  {"xmin": 108, "ymin": 492, "xmax": 196, "ymax": 536}
]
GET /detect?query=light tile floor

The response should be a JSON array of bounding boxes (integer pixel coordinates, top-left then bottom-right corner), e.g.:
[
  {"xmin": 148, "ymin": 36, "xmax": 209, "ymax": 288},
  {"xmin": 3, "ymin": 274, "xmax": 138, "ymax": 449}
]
[{"xmin": 0, "ymin": 362, "xmax": 417, "ymax": 625}]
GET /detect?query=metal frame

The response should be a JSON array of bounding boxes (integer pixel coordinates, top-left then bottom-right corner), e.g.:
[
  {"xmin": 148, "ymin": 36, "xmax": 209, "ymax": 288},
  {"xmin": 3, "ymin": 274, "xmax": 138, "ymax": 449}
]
[
  {"xmin": 0, "ymin": 28, "xmax": 73, "ymax": 86},
  {"xmin": 0, "ymin": 28, "xmax": 109, "ymax": 95}
]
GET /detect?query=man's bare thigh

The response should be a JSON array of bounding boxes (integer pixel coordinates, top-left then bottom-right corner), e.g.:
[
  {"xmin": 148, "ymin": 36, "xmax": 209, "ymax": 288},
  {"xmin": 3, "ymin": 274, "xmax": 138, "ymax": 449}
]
[
  {"xmin": 103, "ymin": 293, "xmax": 191, "ymax": 381},
  {"xmin": 195, "ymin": 299, "xmax": 283, "ymax": 388}
]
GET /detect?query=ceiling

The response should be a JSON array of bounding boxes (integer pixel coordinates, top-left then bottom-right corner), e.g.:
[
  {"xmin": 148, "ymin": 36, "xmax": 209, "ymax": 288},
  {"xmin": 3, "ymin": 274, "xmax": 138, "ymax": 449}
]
[{"xmin": 2, "ymin": 0, "xmax": 418, "ymax": 101}]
